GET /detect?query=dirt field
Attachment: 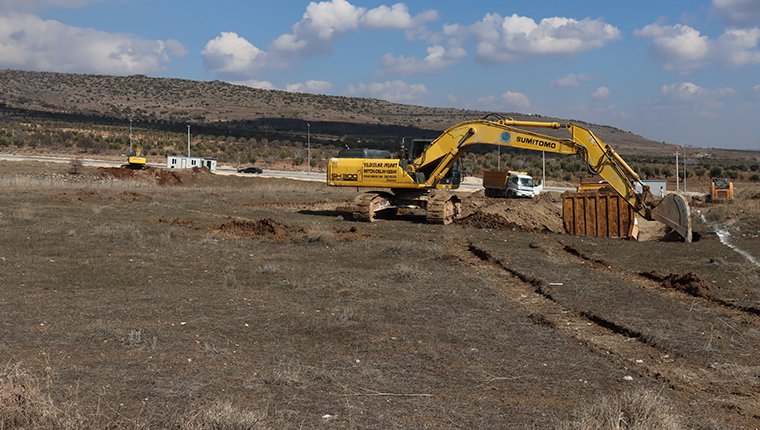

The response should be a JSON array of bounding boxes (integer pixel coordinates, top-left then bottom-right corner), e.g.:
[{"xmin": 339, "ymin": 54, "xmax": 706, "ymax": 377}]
[{"xmin": 1, "ymin": 160, "xmax": 759, "ymax": 429}]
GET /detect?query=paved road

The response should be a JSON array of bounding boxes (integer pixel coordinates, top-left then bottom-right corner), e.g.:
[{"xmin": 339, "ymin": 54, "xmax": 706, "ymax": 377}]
[{"xmin": 0, "ymin": 153, "xmax": 574, "ymax": 193}]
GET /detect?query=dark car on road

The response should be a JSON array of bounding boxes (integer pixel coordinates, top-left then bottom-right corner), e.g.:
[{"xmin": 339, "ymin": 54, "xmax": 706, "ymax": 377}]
[{"xmin": 237, "ymin": 167, "xmax": 263, "ymax": 174}]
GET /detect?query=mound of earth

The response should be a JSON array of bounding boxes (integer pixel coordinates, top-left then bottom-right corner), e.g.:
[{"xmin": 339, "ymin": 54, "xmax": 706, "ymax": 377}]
[
  {"xmin": 97, "ymin": 167, "xmax": 182, "ymax": 185},
  {"xmin": 640, "ymin": 271, "xmax": 711, "ymax": 297},
  {"xmin": 457, "ymin": 192, "xmax": 564, "ymax": 233}
]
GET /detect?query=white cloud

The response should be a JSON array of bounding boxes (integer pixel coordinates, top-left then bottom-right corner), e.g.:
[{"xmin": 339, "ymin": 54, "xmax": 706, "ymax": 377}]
[
  {"xmin": 717, "ymin": 27, "xmax": 760, "ymax": 65},
  {"xmin": 345, "ymin": 80, "xmax": 428, "ymax": 103},
  {"xmin": 552, "ymin": 73, "xmax": 594, "ymax": 87},
  {"xmin": 0, "ymin": 13, "xmax": 186, "ymax": 75},
  {"xmin": 636, "ymin": 23, "xmax": 760, "ymax": 72},
  {"xmin": 655, "ymin": 82, "xmax": 736, "ymax": 118},
  {"xmin": 635, "ymin": 23, "xmax": 711, "ymax": 71},
  {"xmin": 202, "ymin": 32, "xmax": 265, "ymax": 80},
  {"xmin": 202, "ymin": 2, "xmax": 440, "ymax": 80},
  {"xmin": 661, "ymin": 82, "xmax": 707, "ymax": 100},
  {"xmin": 285, "ymin": 80, "xmax": 333, "ymax": 94},
  {"xmin": 448, "ymin": 92, "xmax": 533, "ymax": 112},
  {"xmin": 235, "ymin": 79, "xmax": 276, "ymax": 90},
  {"xmin": 270, "ymin": 0, "xmax": 438, "ymax": 61},
  {"xmin": 380, "ymin": 44, "xmax": 466, "ymax": 74},
  {"xmin": 363, "ymin": 3, "xmax": 437, "ymax": 29},
  {"xmin": 470, "ymin": 13, "xmax": 620, "ymax": 64},
  {"xmin": 384, "ymin": 12, "xmax": 619, "ymax": 75},
  {"xmin": 592, "ymin": 86, "xmax": 610, "ymax": 100},
  {"xmin": 713, "ymin": 0, "xmax": 760, "ymax": 26},
  {"xmin": 297, "ymin": 0, "xmax": 363, "ymax": 41},
  {"xmin": 501, "ymin": 91, "xmax": 531, "ymax": 110}
]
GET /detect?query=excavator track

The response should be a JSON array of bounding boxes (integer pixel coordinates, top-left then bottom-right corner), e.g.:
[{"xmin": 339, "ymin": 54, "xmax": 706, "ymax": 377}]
[
  {"xmin": 352, "ymin": 192, "xmax": 393, "ymax": 222},
  {"xmin": 425, "ymin": 194, "xmax": 462, "ymax": 225}
]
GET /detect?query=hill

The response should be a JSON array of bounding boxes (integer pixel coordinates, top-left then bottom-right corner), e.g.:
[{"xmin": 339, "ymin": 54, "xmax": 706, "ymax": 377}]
[{"xmin": 0, "ymin": 69, "xmax": 674, "ymax": 154}]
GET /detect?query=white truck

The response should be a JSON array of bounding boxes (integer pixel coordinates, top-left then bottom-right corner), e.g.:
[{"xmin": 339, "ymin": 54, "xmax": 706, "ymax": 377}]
[{"xmin": 483, "ymin": 170, "xmax": 541, "ymax": 198}]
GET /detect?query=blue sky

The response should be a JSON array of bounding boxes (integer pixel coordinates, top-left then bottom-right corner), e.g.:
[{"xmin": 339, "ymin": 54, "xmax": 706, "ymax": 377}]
[{"xmin": 1, "ymin": 0, "xmax": 760, "ymax": 150}]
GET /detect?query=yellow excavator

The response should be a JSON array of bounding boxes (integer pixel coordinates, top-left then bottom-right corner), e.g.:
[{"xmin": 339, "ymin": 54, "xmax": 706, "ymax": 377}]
[
  {"xmin": 127, "ymin": 145, "xmax": 147, "ymax": 169},
  {"xmin": 327, "ymin": 114, "xmax": 693, "ymax": 242},
  {"xmin": 125, "ymin": 120, "xmax": 147, "ymax": 169}
]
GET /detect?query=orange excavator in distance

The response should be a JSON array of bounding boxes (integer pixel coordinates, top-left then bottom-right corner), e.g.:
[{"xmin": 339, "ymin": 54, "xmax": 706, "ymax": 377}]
[{"xmin": 326, "ymin": 114, "xmax": 693, "ymax": 242}]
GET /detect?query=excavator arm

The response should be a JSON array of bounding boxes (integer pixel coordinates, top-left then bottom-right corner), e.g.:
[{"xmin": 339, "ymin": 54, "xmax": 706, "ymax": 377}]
[{"xmin": 408, "ymin": 117, "xmax": 691, "ymax": 241}]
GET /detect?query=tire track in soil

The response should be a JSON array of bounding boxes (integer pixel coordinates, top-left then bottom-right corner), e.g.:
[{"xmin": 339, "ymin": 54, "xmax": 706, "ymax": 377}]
[
  {"xmin": 448, "ymin": 235, "xmax": 760, "ymax": 426},
  {"xmin": 554, "ymin": 239, "xmax": 760, "ymax": 321}
]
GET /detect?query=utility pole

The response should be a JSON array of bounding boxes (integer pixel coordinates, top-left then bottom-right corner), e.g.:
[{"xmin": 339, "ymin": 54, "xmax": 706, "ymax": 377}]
[
  {"xmin": 187, "ymin": 125, "xmax": 191, "ymax": 158},
  {"xmin": 683, "ymin": 144, "xmax": 687, "ymax": 193},
  {"xmin": 307, "ymin": 122, "xmax": 311, "ymax": 175},
  {"xmin": 675, "ymin": 145, "xmax": 680, "ymax": 191},
  {"xmin": 129, "ymin": 119, "xmax": 133, "ymax": 154}
]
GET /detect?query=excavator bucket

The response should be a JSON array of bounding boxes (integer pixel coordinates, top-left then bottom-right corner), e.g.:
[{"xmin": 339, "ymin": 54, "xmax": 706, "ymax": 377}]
[{"xmin": 650, "ymin": 193, "xmax": 692, "ymax": 242}]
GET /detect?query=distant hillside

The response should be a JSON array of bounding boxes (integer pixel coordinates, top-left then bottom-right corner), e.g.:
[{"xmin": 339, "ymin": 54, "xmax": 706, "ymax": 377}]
[
  {"xmin": 0, "ymin": 68, "xmax": 680, "ymax": 156},
  {"xmin": 0, "ymin": 70, "xmax": 670, "ymax": 152}
]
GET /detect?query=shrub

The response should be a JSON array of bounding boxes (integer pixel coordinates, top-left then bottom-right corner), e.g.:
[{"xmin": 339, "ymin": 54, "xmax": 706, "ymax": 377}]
[{"xmin": 69, "ymin": 157, "xmax": 83, "ymax": 175}]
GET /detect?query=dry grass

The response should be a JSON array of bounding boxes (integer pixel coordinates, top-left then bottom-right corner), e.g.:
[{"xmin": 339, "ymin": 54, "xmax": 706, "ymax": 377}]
[
  {"xmin": 301, "ymin": 222, "xmax": 337, "ymax": 245},
  {"xmin": 91, "ymin": 222, "xmax": 144, "ymax": 243},
  {"xmin": 180, "ymin": 401, "xmax": 267, "ymax": 430},
  {"xmin": 0, "ymin": 362, "xmax": 57, "ymax": 429},
  {"xmin": 385, "ymin": 240, "xmax": 443, "ymax": 256},
  {"xmin": 554, "ymin": 389, "xmax": 683, "ymax": 430},
  {"xmin": 702, "ymin": 191, "xmax": 760, "ymax": 226},
  {"xmin": 257, "ymin": 263, "xmax": 280, "ymax": 274},
  {"xmin": 0, "ymin": 175, "xmax": 149, "ymax": 191},
  {"xmin": 222, "ymin": 266, "xmax": 238, "ymax": 288},
  {"xmin": 11, "ymin": 204, "xmax": 34, "ymax": 221},
  {"xmin": 390, "ymin": 262, "xmax": 423, "ymax": 281},
  {"xmin": 0, "ymin": 362, "xmax": 272, "ymax": 430}
]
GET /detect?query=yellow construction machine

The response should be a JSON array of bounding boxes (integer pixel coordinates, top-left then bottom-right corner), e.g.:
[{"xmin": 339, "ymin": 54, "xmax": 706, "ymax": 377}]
[
  {"xmin": 327, "ymin": 114, "xmax": 693, "ymax": 242},
  {"xmin": 126, "ymin": 145, "xmax": 147, "ymax": 169},
  {"xmin": 710, "ymin": 177, "xmax": 734, "ymax": 202},
  {"xmin": 125, "ymin": 120, "xmax": 147, "ymax": 169}
]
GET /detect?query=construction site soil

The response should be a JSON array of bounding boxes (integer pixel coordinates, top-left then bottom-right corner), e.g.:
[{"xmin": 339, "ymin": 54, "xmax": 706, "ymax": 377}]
[{"xmin": 1, "ymin": 161, "xmax": 759, "ymax": 429}]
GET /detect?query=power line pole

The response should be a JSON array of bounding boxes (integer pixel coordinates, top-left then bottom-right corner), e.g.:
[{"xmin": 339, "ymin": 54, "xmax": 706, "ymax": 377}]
[
  {"xmin": 129, "ymin": 119, "xmax": 133, "ymax": 154},
  {"xmin": 683, "ymin": 145, "xmax": 687, "ymax": 193},
  {"xmin": 307, "ymin": 122, "xmax": 311, "ymax": 175},
  {"xmin": 675, "ymin": 145, "xmax": 679, "ymax": 191},
  {"xmin": 187, "ymin": 125, "xmax": 191, "ymax": 157}
]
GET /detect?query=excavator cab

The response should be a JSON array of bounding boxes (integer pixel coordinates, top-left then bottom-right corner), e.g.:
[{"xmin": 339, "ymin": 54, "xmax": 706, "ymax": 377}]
[{"xmin": 407, "ymin": 139, "xmax": 462, "ymax": 188}]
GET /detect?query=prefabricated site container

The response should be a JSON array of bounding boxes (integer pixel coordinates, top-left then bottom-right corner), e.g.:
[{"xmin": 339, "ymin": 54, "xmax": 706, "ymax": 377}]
[
  {"xmin": 562, "ymin": 190, "xmax": 638, "ymax": 240},
  {"xmin": 166, "ymin": 155, "xmax": 217, "ymax": 171}
]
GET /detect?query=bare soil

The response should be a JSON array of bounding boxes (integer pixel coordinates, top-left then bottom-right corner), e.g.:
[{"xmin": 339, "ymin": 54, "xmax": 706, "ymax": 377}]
[{"xmin": 1, "ymin": 160, "xmax": 759, "ymax": 429}]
